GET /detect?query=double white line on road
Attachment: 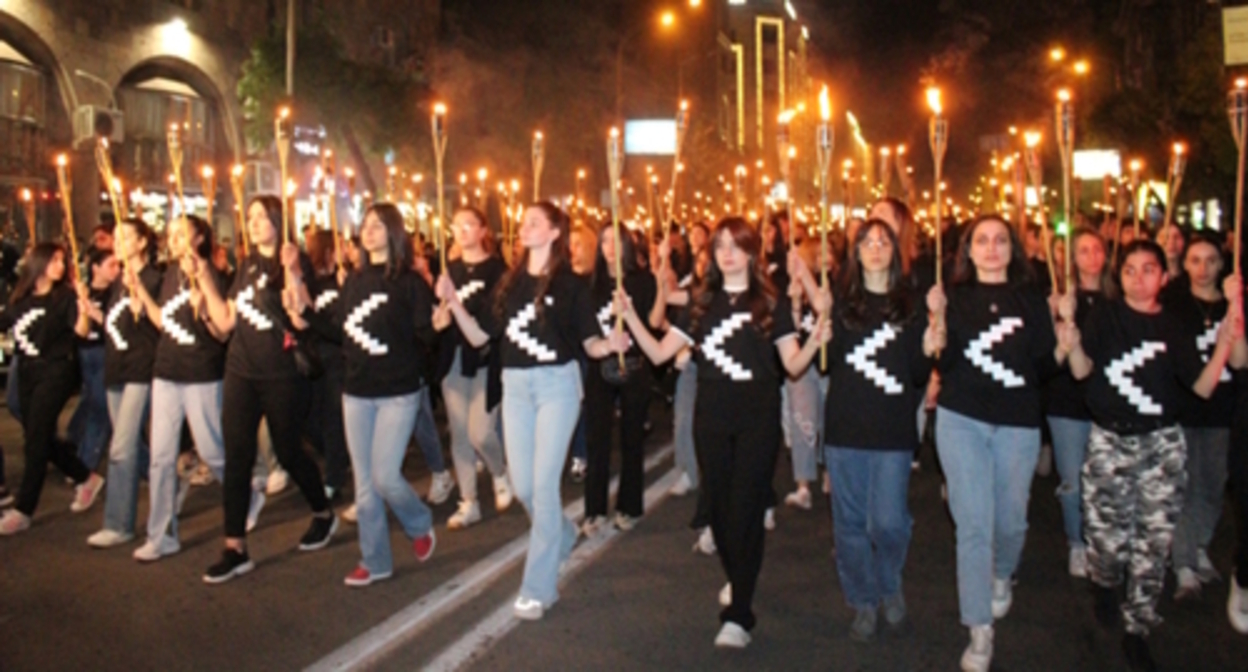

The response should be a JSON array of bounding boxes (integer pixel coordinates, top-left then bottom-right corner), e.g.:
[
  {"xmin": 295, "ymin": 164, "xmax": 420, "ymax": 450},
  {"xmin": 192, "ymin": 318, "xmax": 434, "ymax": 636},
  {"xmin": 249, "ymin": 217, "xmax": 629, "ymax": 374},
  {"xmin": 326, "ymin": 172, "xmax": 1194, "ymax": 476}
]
[{"xmin": 304, "ymin": 443, "xmax": 676, "ymax": 672}]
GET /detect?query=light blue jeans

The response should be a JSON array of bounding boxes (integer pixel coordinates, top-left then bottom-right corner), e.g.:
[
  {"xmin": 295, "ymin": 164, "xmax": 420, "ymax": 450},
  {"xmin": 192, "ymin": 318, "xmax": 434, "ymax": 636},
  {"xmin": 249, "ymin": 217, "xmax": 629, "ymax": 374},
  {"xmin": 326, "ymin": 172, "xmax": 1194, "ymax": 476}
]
[
  {"xmin": 502, "ymin": 362, "xmax": 582, "ymax": 606},
  {"xmin": 343, "ymin": 390, "xmax": 433, "ymax": 576},
  {"xmin": 412, "ymin": 385, "xmax": 447, "ymax": 473},
  {"xmin": 1047, "ymin": 415, "xmax": 1092, "ymax": 549},
  {"xmin": 673, "ymin": 361, "xmax": 699, "ymax": 487},
  {"xmin": 442, "ymin": 348, "xmax": 506, "ymax": 503},
  {"xmin": 935, "ymin": 406, "xmax": 1040, "ymax": 626},
  {"xmin": 100, "ymin": 383, "xmax": 151, "ymax": 535},
  {"xmin": 147, "ymin": 379, "xmax": 225, "ymax": 543},
  {"xmin": 783, "ymin": 367, "xmax": 822, "ymax": 483},
  {"xmin": 826, "ymin": 446, "xmax": 914, "ymax": 610}
]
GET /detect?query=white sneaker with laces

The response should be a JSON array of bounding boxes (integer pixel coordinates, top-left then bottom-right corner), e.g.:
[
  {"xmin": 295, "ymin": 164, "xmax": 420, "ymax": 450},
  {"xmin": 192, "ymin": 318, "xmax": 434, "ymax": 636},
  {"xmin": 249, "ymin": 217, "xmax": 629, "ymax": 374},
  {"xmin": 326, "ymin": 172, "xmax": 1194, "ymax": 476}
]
[
  {"xmin": 133, "ymin": 535, "xmax": 181, "ymax": 562},
  {"xmin": 784, "ymin": 487, "xmax": 812, "ymax": 510},
  {"xmin": 70, "ymin": 474, "xmax": 106, "ymax": 513},
  {"xmin": 0, "ymin": 509, "xmax": 31, "ymax": 535},
  {"xmin": 960, "ymin": 625, "xmax": 993, "ymax": 672},
  {"xmin": 714, "ymin": 622, "xmax": 750, "ymax": 648},
  {"xmin": 693, "ymin": 526, "xmax": 716, "ymax": 555},
  {"xmin": 493, "ymin": 475, "xmax": 513, "ymax": 512},
  {"xmin": 719, "ymin": 582, "xmax": 732, "ymax": 607},
  {"xmin": 427, "ymin": 471, "xmax": 456, "ymax": 505},
  {"xmin": 669, "ymin": 471, "xmax": 693, "ymax": 496},
  {"xmin": 87, "ymin": 529, "xmax": 134, "ymax": 548},
  {"xmin": 448, "ymin": 499, "xmax": 482, "ymax": 530},
  {"xmin": 764, "ymin": 507, "xmax": 776, "ymax": 531},
  {"xmin": 1229, "ymin": 576, "xmax": 1248, "ymax": 634},
  {"xmin": 513, "ymin": 596, "xmax": 544, "ymax": 620},
  {"xmin": 265, "ymin": 467, "xmax": 289, "ymax": 495},
  {"xmin": 1068, "ymin": 546, "xmax": 1089, "ymax": 578},
  {"xmin": 990, "ymin": 577, "xmax": 1013, "ymax": 619}
]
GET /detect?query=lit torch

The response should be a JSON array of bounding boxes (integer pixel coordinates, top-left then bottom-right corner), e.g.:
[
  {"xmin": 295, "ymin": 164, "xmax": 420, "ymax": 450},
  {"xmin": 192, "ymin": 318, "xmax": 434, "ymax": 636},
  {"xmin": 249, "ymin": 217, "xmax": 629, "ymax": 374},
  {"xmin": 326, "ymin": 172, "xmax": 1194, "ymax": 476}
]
[{"xmin": 927, "ymin": 86, "xmax": 948, "ymax": 285}]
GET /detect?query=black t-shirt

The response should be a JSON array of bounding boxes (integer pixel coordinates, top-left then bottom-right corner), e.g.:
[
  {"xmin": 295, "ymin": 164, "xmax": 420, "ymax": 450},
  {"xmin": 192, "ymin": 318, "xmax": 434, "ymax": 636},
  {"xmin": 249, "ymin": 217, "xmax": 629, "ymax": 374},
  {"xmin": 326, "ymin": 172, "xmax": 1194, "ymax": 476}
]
[
  {"xmin": 937, "ymin": 283, "xmax": 1059, "ymax": 428},
  {"xmin": 670, "ymin": 289, "xmax": 797, "ymax": 387},
  {"xmin": 1168, "ymin": 294, "xmax": 1235, "ymax": 429},
  {"xmin": 480, "ymin": 266, "xmax": 599, "ymax": 369},
  {"xmin": 1044, "ymin": 288, "xmax": 1105, "ymax": 420},
  {"xmin": 309, "ymin": 264, "xmax": 436, "ymax": 398},
  {"xmin": 103, "ymin": 267, "xmax": 162, "ymax": 386},
  {"xmin": 0, "ymin": 284, "xmax": 78, "ymax": 366},
  {"xmin": 1080, "ymin": 299, "xmax": 1204, "ymax": 435},
  {"xmin": 824, "ymin": 291, "xmax": 932, "ymax": 451},
  {"xmin": 225, "ymin": 252, "xmax": 314, "ymax": 380},
  {"xmin": 77, "ymin": 286, "xmax": 108, "ymax": 347},
  {"xmin": 437, "ymin": 255, "xmax": 506, "ymax": 379},
  {"xmin": 152, "ymin": 265, "xmax": 227, "ymax": 383},
  {"xmin": 590, "ymin": 270, "xmax": 656, "ymax": 359}
]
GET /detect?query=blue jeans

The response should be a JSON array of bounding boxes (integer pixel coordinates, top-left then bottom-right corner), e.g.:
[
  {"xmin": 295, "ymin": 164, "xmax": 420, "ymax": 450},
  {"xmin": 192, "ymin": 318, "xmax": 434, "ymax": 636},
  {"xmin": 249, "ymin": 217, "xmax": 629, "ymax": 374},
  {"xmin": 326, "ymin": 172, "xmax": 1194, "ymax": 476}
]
[
  {"xmin": 935, "ymin": 406, "xmax": 1040, "ymax": 626},
  {"xmin": 673, "ymin": 362, "xmax": 699, "ymax": 487},
  {"xmin": 1047, "ymin": 415, "xmax": 1092, "ymax": 549},
  {"xmin": 783, "ymin": 367, "xmax": 822, "ymax": 483},
  {"xmin": 69, "ymin": 346, "xmax": 110, "ymax": 470},
  {"xmin": 826, "ymin": 446, "xmax": 913, "ymax": 610},
  {"xmin": 100, "ymin": 384, "xmax": 151, "ymax": 535},
  {"xmin": 443, "ymin": 348, "xmax": 506, "ymax": 503},
  {"xmin": 412, "ymin": 385, "xmax": 446, "ymax": 473},
  {"xmin": 147, "ymin": 379, "xmax": 225, "ymax": 542},
  {"xmin": 344, "ymin": 391, "xmax": 433, "ymax": 576},
  {"xmin": 502, "ymin": 362, "xmax": 582, "ymax": 606}
]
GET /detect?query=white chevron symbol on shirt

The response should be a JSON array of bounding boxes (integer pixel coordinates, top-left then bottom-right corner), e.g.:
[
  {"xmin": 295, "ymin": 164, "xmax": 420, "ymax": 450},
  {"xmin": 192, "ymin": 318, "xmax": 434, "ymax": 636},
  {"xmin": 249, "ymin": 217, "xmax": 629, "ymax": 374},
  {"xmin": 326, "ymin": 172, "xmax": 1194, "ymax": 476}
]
[
  {"xmin": 13, "ymin": 308, "xmax": 45, "ymax": 356},
  {"xmin": 237, "ymin": 274, "xmax": 274, "ymax": 331},
  {"xmin": 1105, "ymin": 341, "xmax": 1166, "ymax": 415},
  {"xmin": 596, "ymin": 301, "xmax": 631, "ymax": 346},
  {"xmin": 106, "ymin": 298, "xmax": 131, "ymax": 350},
  {"xmin": 161, "ymin": 289, "xmax": 196, "ymax": 345},
  {"xmin": 1195, "ymin": 321, "xmax": 1232, "ymax": 383},
  {"xmin": 847, "ymin": 323, "xmax": 904, "ymax": 394},
  {"xmin": 506, "ymin": 298, "xmax": 557, "ymax": 362},
  {"xmin": 456, "ymin": 280, "xmax": 485, "ymax": 304},
  {"xmin": 344, "ymin": 293, "xmax": 389, "ymax": 356},
  {"xmin": 703, "ymin": 313, "xmax": 753, "ymax": 381},
  {"xmin": 800, "ymin": 312, "xmax": 816, "ymax": 335},
  {"xmin": 314, "ymin": 289, "xmax": 339, "ymax": 313},
  {"xmin": 965, "ymin": 317, "xmax": 1026, "ymax": 388}
]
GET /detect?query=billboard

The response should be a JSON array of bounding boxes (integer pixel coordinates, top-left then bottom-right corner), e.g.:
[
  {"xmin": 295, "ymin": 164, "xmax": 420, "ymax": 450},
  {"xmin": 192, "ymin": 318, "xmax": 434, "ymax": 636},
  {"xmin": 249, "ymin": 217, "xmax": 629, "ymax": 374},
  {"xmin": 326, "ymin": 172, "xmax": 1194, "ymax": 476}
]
[
  {"xmin": 1073, "ymin": 149, "xmax": 1121, "ymax": 180},
  {"xmin": 625, "ymin": 120, "xmax": 677, "ymax": 156}
]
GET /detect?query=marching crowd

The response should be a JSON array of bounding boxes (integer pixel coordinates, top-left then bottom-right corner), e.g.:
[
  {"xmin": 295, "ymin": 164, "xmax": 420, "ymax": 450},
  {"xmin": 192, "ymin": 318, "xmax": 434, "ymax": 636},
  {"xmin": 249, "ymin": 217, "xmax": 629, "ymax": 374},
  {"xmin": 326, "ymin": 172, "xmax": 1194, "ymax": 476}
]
[{"xmin": 0, "ymin": 192, "xmax": 1247, "ymax": 672}]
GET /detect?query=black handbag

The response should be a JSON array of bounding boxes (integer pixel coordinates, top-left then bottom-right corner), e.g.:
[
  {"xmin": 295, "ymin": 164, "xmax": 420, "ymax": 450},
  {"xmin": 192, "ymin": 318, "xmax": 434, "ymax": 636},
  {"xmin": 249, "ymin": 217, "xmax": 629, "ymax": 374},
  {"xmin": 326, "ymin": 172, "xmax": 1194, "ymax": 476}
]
[{"xmin": 599, "ymin": 354, "xmax": 643, "ymax": 386}]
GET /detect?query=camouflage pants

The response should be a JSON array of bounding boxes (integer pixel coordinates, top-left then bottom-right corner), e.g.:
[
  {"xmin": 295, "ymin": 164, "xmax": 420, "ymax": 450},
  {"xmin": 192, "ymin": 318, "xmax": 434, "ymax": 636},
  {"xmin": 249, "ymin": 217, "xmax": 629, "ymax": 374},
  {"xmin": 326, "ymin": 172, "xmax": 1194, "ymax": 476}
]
[{"xmin": 1082, "ymin": 423, "xmax": 1187, "ymax": 636}]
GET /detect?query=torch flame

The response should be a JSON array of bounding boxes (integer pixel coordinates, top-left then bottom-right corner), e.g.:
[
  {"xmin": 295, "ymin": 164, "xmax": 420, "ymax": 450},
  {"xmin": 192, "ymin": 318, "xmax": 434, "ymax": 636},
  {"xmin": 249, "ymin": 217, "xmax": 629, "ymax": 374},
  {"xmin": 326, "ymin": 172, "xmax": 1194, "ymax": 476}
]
[
  {"xmin": 202, "ymin": 166, "xmax": 214, "ymax": 179},
  {"xmin": 231, "ymin": 163, "xmax": 244, "ymax": 177},
  {"xmin": 1237, "ymin": 78, "xmax": 1247, "ymax": 90},
  {"xmin": 818, "ymin": 85, "xmax": 831, "ymax": 122},
  {"xmin": 1129, "ymin": 159, "xmax": 1143, "ymax": 172},
  {"xmin": 433, "ymin": 103, "xmax": 446, "ymax": 116},
  {"xmin": 680, "ymin": 100, "xmax": 689, "ymax": 112},
  {"xmin": 20, "ymin": 188, "xmax": 31, "ymax": 202},
  {"xmin": 880, "ymin": 147, "xmax": 891, "ymax": 157},
  {"xmin": 609, "ymin": 127, "xmax": 619, "ymax": 139},
  {"xmin": 926, "ymin": 87, "xmax": 942, "ymax": 115},
  {"xmin": 278, "ymin": 107, "xmax": 290, "ymax": 120},
  {"xmin": 1173, "ymin": 142, "xmax": 1186, "ymax": 156},
  {"xmin": 1057, "ymin": 89, "xmax": 1072, "ymax": 103},
  {"xmin": 534, "ymin": 131, "xmax": 543, "ymax": 141},
  {"xmin": 56, "ymin": 153, "xmax": 68, "ymax": 167},
  {"xmin": 777, "ymin": 110, "xmax": 796, "ymax": 125},
  {"xmin": 1024, "ymin": 131, "xmax": 1041, "ymax": 148},
  {"xmin": 285, "ymin": 178, "xmax": 297, "ymax": 197}
]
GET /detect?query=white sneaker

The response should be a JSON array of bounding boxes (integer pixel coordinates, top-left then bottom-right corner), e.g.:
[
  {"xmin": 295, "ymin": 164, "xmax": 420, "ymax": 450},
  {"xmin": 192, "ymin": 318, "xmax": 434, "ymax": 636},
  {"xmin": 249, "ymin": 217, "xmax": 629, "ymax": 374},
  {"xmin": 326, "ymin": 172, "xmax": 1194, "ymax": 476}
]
[
  {"xmin": 669, "ymin": 471, "xmax": 693, "ymax": 497},
  {"xmin": 960, "ymin": 625, "xmax": 993, "ymax": 672},
  {"xmin": 265, "ymin": 467, "xmax": 289, "ymax": 495},
  {"xmin": 1229, "ymin": 576, "xmax": 1248, "ymax": 634},
  {"xmin": 513, "ymin": 596, "xmax": 544, "ymax": 621},
  {"xmin": 784, "ymin": 487, "xmax": 812, "ymax": 510},
  {"xmin": 1175, "ymin": 567, "xmax": 1201, "ymax": 601},
  {"xmin": 613, "ymin": 511, "xmax": 637, "ymax": 531},
  {"xmin": 246, "ymin": 489, "xmax": 267, "ymax": 533},
  {"xmin": 70, "ymin": 474, "xmax": 106, "ymax": 513},
  {"xmin": 342, "ymin": 503, "xmax": 358, "ymax": 523},
  {"xmin": 714, "ymin": 622, "xmax": 751, "ymax": 648},
  {"xmin": 189, "ymin": 462, "xmax": 214, "ymax": 486},
  {"xmin": 448, "ymin": 499, "xmax": 482, "ymax": 530},
  {"xmin": 1068, "ymin": 547, "xmax": 1089, "ymax": 579},
  {"xmin": 87, "ymin": 529, "xmax": 134, "ymax": 548},
  {"xmin": 990, "ymin": 577, "xmax": 1013, "ymax": 619},
  {"xmin": 580, "ymin": 515, "xmax": 606, "ymax": 538},
  {"xmin": 719, "ymin": 582, "xmax": 732, "ymax": 607},
  {"xmin": 493, "ymin": 475, "xmax": 514, "ymax": 512},
  {"xmin": 764, "ymin": 507, "xmax": 776, "ymax": 531},
  {"xmin": 427, "ymin": 471, "xmax": 456, "ymax": 505},
  {"xmin": 133, "ymin": 536, "xmax": 181, "ymax": 562},
  {"xmin": 0, "ymin": 509, "xmax": 31, "ymax": 535},
  {"xmin": 693, "ymin": 526, "xmax": 717, "ymax": 555},
  {"xmin": 1196, "ymin": 548, "xmax": 1222, "ymax": 583}
]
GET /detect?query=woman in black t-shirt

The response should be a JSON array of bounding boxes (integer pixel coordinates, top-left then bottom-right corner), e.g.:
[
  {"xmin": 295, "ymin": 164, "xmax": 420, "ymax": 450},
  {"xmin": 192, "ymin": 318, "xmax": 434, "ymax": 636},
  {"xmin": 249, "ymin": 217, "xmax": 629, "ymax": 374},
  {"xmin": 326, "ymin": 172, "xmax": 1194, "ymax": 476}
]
[
  {"xmin": 617, "ymin": 217, "xmax": 829, "ymax": 650},
  {"xmin": 0, "ymin": 244, "xmax": 102, "ymax": 535}
]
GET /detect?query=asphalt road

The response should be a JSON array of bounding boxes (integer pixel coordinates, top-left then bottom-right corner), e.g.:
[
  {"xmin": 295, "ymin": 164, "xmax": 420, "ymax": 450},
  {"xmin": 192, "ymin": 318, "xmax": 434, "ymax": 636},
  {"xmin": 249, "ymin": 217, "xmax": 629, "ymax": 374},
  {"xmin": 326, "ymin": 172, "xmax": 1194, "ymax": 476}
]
[{"xmin": 0, "ymin": 400, "xmax": 1246, "ymax": 671}]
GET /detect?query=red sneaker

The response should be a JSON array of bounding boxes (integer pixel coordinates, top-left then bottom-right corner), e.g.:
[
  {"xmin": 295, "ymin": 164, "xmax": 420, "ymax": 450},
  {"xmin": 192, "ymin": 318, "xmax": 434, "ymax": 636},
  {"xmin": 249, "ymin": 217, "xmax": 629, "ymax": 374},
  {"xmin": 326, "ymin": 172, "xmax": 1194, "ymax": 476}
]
[
  {"xmin": 413, "ymin": 530, "xmax": 436, "ymax": 562},
  {"xmin": 343, "ymin": 565, "xmax": 392, "ymax": 587}
]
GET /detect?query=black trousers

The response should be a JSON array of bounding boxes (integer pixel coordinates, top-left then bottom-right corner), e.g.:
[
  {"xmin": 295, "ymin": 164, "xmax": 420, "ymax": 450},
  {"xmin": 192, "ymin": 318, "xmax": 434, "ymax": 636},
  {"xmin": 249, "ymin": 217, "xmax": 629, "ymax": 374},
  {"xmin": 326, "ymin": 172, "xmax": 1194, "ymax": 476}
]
[
  {"xmin": 222, "ymin": 373, "xmax": 328, "ymax": 538},
  {"xmin": 16, "ymin": 359, "xmax": 87, "ymax": 516},
  {"xmin": 584, "ymin": 360, "xmax": 650, "ymax": 518},
  {"xmin": 1232, "ymin": 400, "xmax": 1248, "ymax": 586},
  {"xmin": 696, "ymin": 381, "xmax": 781, "ymax": 632},
  {"xmin": 303, "ymin": 351, "xmax": 348, "ymax": 491}
]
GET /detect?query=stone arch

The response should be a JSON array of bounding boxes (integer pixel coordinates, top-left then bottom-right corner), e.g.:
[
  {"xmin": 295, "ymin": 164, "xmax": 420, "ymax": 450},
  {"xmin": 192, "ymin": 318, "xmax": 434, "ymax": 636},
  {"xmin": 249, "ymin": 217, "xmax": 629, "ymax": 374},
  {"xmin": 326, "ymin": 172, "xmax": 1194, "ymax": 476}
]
[{"xmin": 117, "ymin": 55, "xmax": 241, "ymax": 160}]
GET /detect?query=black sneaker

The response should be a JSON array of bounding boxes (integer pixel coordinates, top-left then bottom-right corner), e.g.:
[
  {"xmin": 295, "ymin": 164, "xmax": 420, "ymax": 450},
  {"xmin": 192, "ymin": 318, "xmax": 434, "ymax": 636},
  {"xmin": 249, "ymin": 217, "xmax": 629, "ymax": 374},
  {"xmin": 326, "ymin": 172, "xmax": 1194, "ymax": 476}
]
[
  {"xmin": 1093, "ymin": 584, "xmax": 1119, "ymax": 629},
  {"xmin": 298, "ymin": 514, "xmax": 339, "ymax": 551},
  {"xmin": 1122, "ymin": 633, "xmax": 1157, "ymax": 672},
  {"xmin": 0, "ymin": 485, "xmax": 13, "ymax": 508},
  {"xmin": 203, "ymin": 549, "xmax": 254, "ymax": 585}
]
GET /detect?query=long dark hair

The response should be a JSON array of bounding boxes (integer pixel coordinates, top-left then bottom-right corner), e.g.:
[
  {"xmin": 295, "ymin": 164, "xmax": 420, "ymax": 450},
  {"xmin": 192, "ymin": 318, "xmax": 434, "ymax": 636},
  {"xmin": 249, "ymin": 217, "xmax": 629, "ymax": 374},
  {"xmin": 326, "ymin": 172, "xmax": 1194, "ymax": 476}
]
[
  {"xmin": 762, "ymin": 210, "xmax": 788, "ymax": 267},
  {"xmin": 362, "ymin": 203, "xmax": 411, "ymax": 279},
  {"xmin": 182, "ymin": 215, "xmax": 214, "ymax": 261},
  {"xmin": 247, "ymin": 195, "xmax": 287, "ymax": 250},
  {"xmin": 119, "ymin": 217, "xmax": 157, "ymax": 266},
  {"xmin": 11, "ymin": 242, "xmax": 67, "ymax": 305},
  {"xmin": 839, "ymin": 219, "xmax": 913, "ymax": 331},
  {"xmin": 1071, "ymin": 226, "xmax": 1117, "ymax": 299},
  {"xmin": 873, "ymin": 197, "xmax": 917, "ymax": 275},
  {"xmin": 590, "ymin": 224, "xmax": 638, "ymax": 294},
  {"xmin": 453, "ymin": 206, "xmax": 496, "ymax": 256},
  {"xmin": 950, "ymin": 214, "xmax": 1033, "ymax": 287},
  {"xmin": 690, "ymin": 217, "xmax": 776, "ymax": 336},
  {"xmin": 493, "ymin": 201, "xmax": 571, "ymax": 322}
]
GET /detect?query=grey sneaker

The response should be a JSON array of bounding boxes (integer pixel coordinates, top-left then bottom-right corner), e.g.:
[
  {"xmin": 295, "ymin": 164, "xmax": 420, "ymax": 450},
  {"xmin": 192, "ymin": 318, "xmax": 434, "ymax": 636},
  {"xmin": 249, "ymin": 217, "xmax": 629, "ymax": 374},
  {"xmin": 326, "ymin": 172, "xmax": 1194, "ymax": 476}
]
[
  {"xmin": 850, "ymin": 607, "xmax": 877, "ymax": 642},
  {"xmin": 882, "ymin": 592, "xmax": 907, "ymax": 627}
]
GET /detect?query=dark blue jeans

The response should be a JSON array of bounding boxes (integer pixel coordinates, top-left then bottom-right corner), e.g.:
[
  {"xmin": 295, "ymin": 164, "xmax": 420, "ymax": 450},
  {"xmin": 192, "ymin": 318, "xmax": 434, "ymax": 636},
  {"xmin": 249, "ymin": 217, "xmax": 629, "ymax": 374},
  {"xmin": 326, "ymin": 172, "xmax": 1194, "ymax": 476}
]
[{"xmin": 69, "ymin": 345, "xmax": 110, "ymax": 470}]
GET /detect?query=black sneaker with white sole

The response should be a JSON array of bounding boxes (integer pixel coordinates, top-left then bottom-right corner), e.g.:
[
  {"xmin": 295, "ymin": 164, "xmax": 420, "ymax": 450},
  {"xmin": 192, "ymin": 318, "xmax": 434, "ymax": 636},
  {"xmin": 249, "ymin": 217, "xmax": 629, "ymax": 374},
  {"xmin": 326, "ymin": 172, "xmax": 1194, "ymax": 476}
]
[
  {"xmin": 203, "ymin": 549, "xmax": 255, "ymax": 584},
  {"xmin": 298, "ymin": 514, "xmax": 339, "ymax": 551}
]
